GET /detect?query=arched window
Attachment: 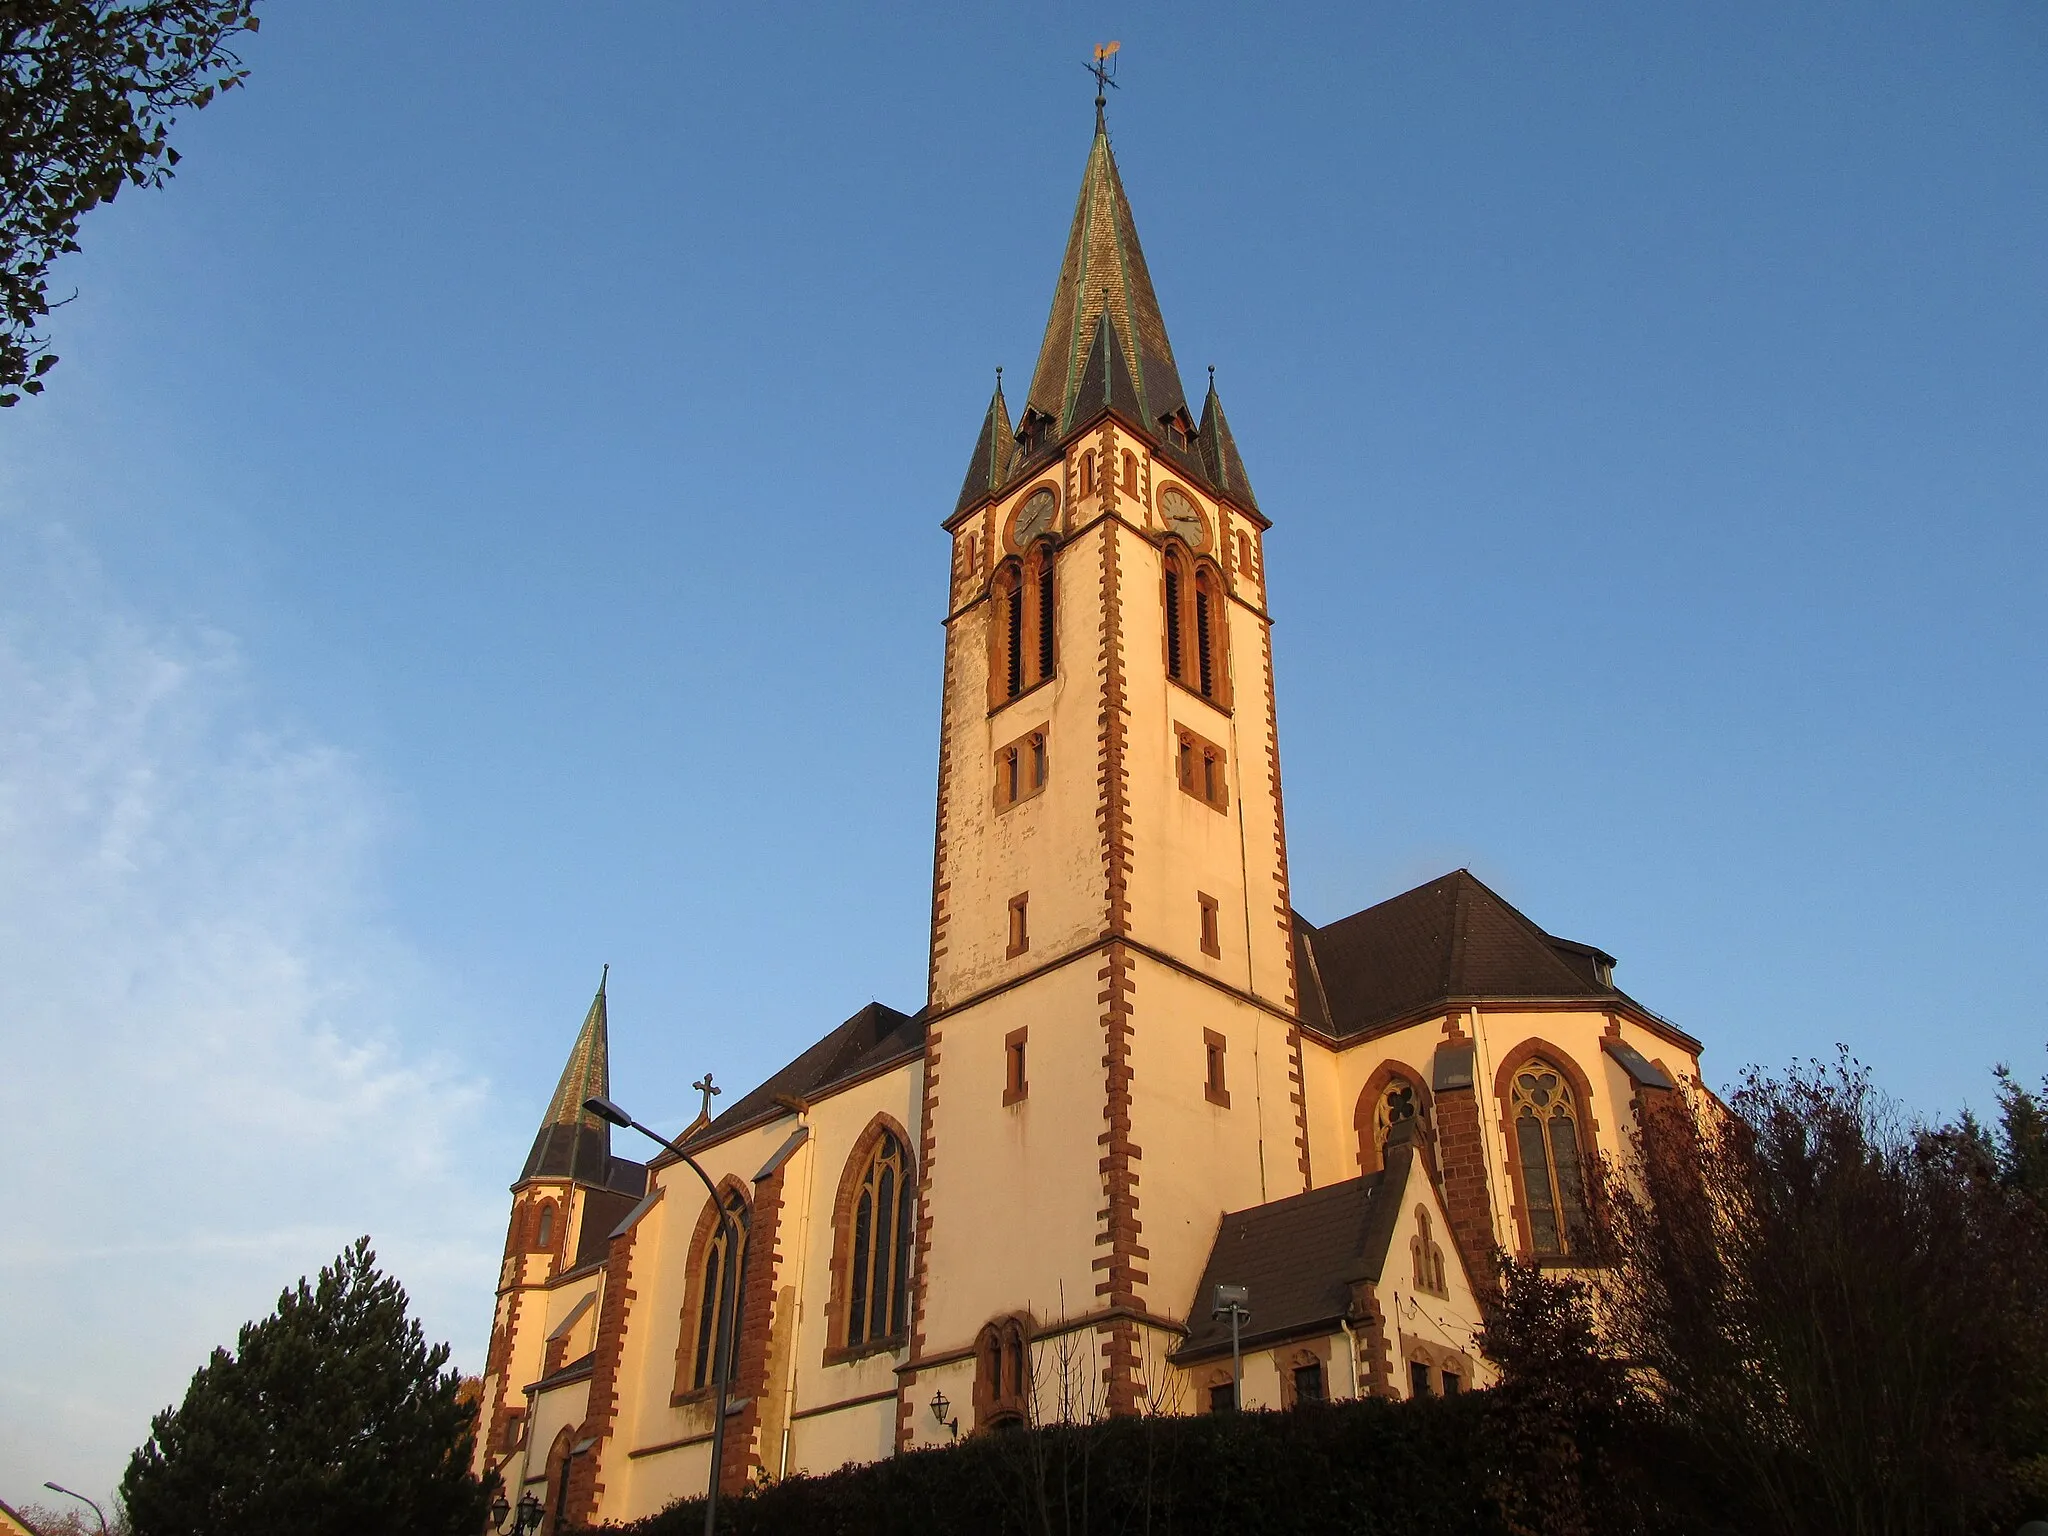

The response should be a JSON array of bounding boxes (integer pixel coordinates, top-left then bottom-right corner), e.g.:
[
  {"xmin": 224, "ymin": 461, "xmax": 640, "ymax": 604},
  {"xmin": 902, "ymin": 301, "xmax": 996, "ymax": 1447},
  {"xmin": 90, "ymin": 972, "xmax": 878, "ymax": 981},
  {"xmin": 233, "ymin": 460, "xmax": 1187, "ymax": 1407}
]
[
  {"xmin": 1510, "ymin": 1060, "xmax": 1591, "ymax": 1257},
  {"xmin": 1163, "ymin": 545, "xmax": 1188, "ymax": 682},
  {"xmin": 1163, "ymin": 545, "xmax": 1228, "ymax": 705},
  {"xmin": 842, "ymin": 1130, "xmax": 915, "ymax": 1349},
  {"xmin": 988, "ymin": 547, "xmax": 1057, "ymax": 709},
  {"xmin": 1410, "ymin": 1206, "xmax": 1448, "ymax": 1297},
  {"xmin": 533, "ymin": 1201, "xmax": 555, "ymax": 1251},
  {"xmin": 972, "ymin": 1315, "xmax": 1031, "ymax": 1429},
  {"xmin": 1194, "ymin": 569, "xmax": 1223, "ymax": 699},
  {"xmin": 1120, "ymin": 450, "xmax": 1138, "ymax": 496},
  {"xmin": 1079, "ymin": 450, "xmax": 1096, "ymax": 496},
  {"xmin": 678, "ymin": 1187, "xmax": 750, "ymax": 1394}
]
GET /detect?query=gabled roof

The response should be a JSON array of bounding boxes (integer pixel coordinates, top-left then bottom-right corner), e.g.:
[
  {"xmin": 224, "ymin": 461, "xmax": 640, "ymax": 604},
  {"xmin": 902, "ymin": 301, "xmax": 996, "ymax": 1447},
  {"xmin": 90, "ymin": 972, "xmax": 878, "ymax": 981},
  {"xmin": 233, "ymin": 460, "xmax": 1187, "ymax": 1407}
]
[
  {"xmin": 953, "ymin": 375, "xmax": 1017, "ymax": 518},
  {"xmin": 1295, "ymin": 869, "xmax": 1646, "ymax": 1040},
  {"xmin": 1026, "ymin": 114, "xmax": 1188, "ymax": 436},
  {"xmin": 1197, "ymin": 372, "xmax": 1260, "ymax": 514},
  {"xmin": 1175, "ymin": 1124, "xmax": 1423, "ymax": 1363},
  {"xmin": 682, "ymin": 1002, "xmax": 925, "ymax": 1152},
  {"xmin": 521, "ymin": 968, "xmax": 647, "ymax": 1195}
]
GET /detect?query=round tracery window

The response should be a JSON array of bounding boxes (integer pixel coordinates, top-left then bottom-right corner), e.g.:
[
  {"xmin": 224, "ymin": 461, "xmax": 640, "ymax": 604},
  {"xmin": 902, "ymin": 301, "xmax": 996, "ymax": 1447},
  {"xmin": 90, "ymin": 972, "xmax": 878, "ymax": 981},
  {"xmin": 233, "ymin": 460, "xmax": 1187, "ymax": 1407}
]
[{"xmin": 1374, "ymin": 1077, "xmax": 1421, "ymax": 1153}]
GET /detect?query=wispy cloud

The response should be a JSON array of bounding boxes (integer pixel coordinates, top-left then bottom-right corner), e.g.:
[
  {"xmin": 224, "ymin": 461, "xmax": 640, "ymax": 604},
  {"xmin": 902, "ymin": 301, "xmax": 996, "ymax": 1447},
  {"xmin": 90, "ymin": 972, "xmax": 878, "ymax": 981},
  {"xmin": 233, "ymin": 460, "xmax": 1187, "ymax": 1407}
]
[{"xmin": 0, "ymin": 521, "xmax": 500, "ymax": 1507}]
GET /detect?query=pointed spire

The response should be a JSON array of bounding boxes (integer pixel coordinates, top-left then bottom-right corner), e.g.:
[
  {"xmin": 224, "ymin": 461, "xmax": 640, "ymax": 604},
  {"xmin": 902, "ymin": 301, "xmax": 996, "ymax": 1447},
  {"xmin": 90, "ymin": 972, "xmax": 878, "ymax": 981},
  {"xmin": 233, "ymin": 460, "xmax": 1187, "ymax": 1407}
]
[
  {"xmin": 1026, "ymin": 113, "xmax": 1188, "ymax": 437},
  {"xmin": 1198, "ymin": 368, "xmax": 1260, "ymax": 514},
  {"xmin": 953, "ymin": 368, "xmax": 1017, "ymax": 517},
  {"xmin": 1069, "ymin": 302, "xmax": 1147, "ymax": 432},
  {"xmin": 520, "ymin": 967, "xmax": 615, "ymax": 1185}
]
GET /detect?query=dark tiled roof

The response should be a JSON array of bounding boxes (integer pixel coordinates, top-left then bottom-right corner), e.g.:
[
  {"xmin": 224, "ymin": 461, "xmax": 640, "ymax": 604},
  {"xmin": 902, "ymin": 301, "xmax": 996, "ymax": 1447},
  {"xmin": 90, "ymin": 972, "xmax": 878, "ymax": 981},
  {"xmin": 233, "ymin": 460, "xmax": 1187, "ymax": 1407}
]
[
  {"xmin": 1176, "ymin": 1129, "xmax": 1421, "ymax": 1362},
  {"xmin": 1027, "ymin": 116, "xmax": 1188, "ymax": 435},
  {"xmin": 1067, "ymin": 309, "xmax": 1149, "ymax": 437},
  {"xmin": 521, "ymin": 969, "xmax": 647, "ymax": 1195},
  {"xmin": 685, "ymin": 1002, "xmax": 925, "ymax": 1149},
  {"xmin": 1295, "ymin": 869, "xmax": 1640, "ymax": 1040},
  {"xmin": 1197, "ymin": 377, "xmax": 1259, "ymax": 514},
  {"xmin": 572, "ymin": 1186, "xmax": 643, "ymax": 1268},
  {"xmin": 953, "ymin": 378, "xmax": 1017, "ymax": 518}
]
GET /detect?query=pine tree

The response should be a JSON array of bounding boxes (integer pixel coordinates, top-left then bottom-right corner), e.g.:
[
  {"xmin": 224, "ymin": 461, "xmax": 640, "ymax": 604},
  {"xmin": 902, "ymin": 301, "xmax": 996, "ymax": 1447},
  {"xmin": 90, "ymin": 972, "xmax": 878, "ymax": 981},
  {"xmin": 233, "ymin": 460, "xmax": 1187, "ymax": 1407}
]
[{"xmin": 121, "ymin": 1237, "xmax": 490, "ymax": 1536}]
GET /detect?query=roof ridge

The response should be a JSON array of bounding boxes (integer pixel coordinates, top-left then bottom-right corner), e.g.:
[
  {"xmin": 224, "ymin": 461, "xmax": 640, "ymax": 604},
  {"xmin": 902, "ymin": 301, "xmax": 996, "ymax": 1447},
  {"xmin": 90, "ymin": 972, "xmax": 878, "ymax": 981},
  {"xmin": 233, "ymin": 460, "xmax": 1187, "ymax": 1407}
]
[{"xmin": 1452, "ymin": 869, "xmax": 1605, "ymax": 993}]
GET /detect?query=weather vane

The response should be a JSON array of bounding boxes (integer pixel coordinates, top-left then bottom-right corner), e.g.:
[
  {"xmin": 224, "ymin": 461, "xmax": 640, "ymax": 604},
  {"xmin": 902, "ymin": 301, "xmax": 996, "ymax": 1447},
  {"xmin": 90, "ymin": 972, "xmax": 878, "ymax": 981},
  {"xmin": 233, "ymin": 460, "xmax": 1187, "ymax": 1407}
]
[{"xmin": 1087, "ymin": 40, "xmax": 1121, "ymax": 123}]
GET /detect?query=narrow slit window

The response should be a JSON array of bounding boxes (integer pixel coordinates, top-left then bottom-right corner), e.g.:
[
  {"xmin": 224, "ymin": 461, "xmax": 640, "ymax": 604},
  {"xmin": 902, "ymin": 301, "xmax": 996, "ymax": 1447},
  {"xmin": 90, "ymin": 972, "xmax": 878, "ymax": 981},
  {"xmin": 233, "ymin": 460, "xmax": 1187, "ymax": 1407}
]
[
  {"xmin": 1121, "ymin": 450, "xmax": 1138, "ymax": 495},
  {"xmin": 1007, "ymin": 894, "xmax": 1029, "ymax": 958},
  {"xmin": 1079, "ymin": 451, "xmax": 1095, "ymax": 495},
  {"xmin": 1030, "ymin": 733, "xmax": 1046, "ymax": 791},
  {"xmin": 1198, "ymin": 892, "xmax": 1221, "ymax": 958},
  {"xmin": 1203, "ymin": 1027, "xmax": 1230, "ymax": 1107},
  {"xmin": 1004, "ymin": 1027, "xmax": 1029, "ymax": 1106}
]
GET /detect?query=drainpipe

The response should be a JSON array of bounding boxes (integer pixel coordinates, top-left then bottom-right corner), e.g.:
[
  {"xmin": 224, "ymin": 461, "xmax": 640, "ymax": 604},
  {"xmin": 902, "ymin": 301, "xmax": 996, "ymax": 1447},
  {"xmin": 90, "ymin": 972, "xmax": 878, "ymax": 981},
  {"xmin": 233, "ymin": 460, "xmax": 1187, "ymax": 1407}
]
[{"xmin": 1339, "ymin": 1318, "xmax": 1361, "ymax": 1399}]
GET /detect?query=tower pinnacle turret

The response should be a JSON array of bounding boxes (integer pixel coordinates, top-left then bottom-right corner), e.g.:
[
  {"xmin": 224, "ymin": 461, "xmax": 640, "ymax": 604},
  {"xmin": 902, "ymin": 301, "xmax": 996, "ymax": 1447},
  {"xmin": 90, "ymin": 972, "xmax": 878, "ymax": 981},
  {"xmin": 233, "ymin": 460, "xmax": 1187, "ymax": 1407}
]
[{"xmin": 520, "ymin": 967, "xmax": 614, "ymax": 1185}]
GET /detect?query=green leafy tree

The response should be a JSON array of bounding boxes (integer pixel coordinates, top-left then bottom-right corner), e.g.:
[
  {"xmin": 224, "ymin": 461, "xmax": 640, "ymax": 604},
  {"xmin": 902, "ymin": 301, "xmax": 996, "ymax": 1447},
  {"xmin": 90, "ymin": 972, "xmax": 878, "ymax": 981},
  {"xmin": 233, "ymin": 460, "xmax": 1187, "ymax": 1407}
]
[
  {"xmin": 1, "ymin": 0, "xmax": 258, "ymax": 404},
  {"xmin": 121, "ymin": 1237, "xmax": 492, "ymax": 1536}
]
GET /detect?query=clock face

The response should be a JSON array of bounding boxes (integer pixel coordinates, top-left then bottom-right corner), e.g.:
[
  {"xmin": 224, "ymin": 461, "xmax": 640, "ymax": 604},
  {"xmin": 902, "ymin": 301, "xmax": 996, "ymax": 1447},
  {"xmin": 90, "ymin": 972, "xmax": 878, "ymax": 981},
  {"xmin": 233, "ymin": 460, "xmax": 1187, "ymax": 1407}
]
[
  {"xmin": 1013, "ymin": 487, "xmax": 1057, "ymax": 548},
  {"xmin": 1159, "ymin": 486, "xmax": 1206, "ymax": 549}
]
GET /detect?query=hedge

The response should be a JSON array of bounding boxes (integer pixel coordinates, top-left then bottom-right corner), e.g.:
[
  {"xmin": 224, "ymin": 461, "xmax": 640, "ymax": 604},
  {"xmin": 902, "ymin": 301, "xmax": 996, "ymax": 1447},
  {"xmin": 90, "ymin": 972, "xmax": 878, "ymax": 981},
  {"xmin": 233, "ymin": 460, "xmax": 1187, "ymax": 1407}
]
[{"xmin": 602, "ymin": 1395, "xmax": 1519, "ymax": 1536}]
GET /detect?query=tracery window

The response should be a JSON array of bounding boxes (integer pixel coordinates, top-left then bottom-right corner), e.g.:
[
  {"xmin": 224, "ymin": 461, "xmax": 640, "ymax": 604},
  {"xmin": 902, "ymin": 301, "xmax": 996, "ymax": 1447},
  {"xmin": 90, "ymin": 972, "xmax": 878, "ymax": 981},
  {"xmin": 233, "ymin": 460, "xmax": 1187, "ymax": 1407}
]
[
  {"xmin": 1374, "ymin": 1077, "xmax": 1422, "ymax": 1158},
  {"xmin": 1510, "ymin": 1060, "xmax": 1591, "ymax": 1257},
  {"xmin": 679, "ymin": 1187, "xmax": 750, "ymax": 1393},
  {"xmin": 973, "ymin": 1316, "xmax": 1032, "ymax": 1429},
  {"xmin": 841, "ymin": 1130, "xmax": 915, "ymax": 1350}
]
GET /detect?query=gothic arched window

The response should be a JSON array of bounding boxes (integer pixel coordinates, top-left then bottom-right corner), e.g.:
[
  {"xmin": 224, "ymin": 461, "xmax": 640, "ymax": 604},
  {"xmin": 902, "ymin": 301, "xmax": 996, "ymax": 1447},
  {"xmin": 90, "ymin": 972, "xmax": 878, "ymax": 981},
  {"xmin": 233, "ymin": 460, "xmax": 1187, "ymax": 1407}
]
[
  {"xmin": 1510, "ymin": 1060, "xmax": 1591, "ymax": 1257},
  {"xmin": 973, "ymin": 1315, "xmax": 1031, "ymax": 1429},
  {"xmin": 988, "ymin": 547, "xmax": 1057, "ymax": 708},
  {"xmin": 678, "ymin": 1187, "xmax": 750, "ymax": 1394},
  {"xmin": 1163, "ymin": 546, "xmax": 1229, "ymax": 706},
  {"xmin": 841, "ymin": 1130, "xmax": 915, "ymax": 1349},
  {"xmin": 1079, "ymin": 450, "xmax": 1096, "ymax": 496},
  {"xmin": 533, "ymin": 1201, "xmax": 555, "ymax": 1251},
  {"xmin": 1410, "ymin": 1205, "xmax": 1448, "ymax": 1297}
]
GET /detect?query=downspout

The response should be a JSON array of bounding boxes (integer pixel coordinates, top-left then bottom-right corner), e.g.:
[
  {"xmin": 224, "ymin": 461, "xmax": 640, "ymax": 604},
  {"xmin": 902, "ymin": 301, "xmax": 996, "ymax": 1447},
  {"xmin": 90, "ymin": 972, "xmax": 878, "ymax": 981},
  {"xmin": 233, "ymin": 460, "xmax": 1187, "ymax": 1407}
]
[
  {"xmin": 777, "ymin": 1111, "xmax": 816, "ymax": 1480},
  {"xmin": 1339, "ymin": 1318, "xmax": 1361, "ymax": 1399}
]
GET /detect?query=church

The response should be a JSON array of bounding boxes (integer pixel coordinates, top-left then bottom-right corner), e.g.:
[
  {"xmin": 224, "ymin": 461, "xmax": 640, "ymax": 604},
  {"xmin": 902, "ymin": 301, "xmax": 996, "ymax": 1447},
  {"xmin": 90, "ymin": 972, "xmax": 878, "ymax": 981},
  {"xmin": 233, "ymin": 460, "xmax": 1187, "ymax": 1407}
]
[{"xmin": 470, "ymin": 98, "xmax": 1705, "ymax": 1530}]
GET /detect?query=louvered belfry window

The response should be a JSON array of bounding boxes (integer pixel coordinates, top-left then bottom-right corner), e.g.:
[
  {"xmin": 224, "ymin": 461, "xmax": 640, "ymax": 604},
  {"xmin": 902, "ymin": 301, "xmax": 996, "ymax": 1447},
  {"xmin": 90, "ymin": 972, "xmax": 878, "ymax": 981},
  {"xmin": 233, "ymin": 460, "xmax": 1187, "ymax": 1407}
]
[
  {"xmin": 845, "ymin": 1131, "xmax": 915, "ymax": 1347},
  {"xmin": 988, "ymin": 548, "xmax": 1057, "ymax": 708},
  {"xmin": 1510, "ymin": 1062, "xmax": 1591, "ymax": 1257}
]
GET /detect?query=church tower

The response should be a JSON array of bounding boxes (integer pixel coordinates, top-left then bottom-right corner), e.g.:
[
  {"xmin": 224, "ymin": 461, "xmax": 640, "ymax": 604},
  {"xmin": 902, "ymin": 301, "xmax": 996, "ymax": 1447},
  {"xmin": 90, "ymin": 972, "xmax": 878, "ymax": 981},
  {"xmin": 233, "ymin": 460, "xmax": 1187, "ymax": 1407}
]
[
  {"xmin": 474, "ymin": 973, "xmax": 647, "ymax": 1481},
  {"xmin": 906, "ymin": 104, "xmax": 1307, "ymax": 1433}
]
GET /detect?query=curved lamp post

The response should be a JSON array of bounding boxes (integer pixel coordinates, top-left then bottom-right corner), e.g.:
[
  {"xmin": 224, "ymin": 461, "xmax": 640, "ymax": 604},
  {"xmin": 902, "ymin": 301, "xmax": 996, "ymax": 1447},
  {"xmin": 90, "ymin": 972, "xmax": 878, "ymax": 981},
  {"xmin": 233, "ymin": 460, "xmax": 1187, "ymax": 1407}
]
[
  {"xmin": 584, "ymin": 1091, "xmax": 807, "ymax": 1536},
  {"xmin": 42, "ymin": 1483, "xmax": 108, "ymax": 1536}
]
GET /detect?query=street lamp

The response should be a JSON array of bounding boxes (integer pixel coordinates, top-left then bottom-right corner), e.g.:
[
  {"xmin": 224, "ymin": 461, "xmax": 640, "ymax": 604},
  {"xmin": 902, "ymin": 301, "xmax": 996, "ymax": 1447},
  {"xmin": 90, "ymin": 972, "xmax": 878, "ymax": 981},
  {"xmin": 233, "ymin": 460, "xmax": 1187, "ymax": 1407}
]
[
  {"xmin": 513, "ymin": 1491, "xmax": 544, "ymax": 1533},
  {"xmin": 928, "ymin": 1388, "xmax": 959, "ymax": 1440},
  {"xmin": 489, "ymin": 1489, "xmax": 510, "ymax": 1531},
  {"xmin": 585, "ymin": 1090, "xmax": 808, "ymax": 1536},
  {"xmin": 1211, "ymin": 1284, "xmax": 1250, "ymax": 1412},
  {"xmin": 42, "ymin": 1483, "xmax": 108, "ymax": 1536}
]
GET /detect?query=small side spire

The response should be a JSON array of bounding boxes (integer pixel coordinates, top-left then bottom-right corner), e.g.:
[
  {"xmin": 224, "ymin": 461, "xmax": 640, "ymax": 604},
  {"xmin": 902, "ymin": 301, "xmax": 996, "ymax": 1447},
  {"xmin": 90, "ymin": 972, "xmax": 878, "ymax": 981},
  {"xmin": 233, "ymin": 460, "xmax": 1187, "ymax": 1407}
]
[
  {"xmin": 1198, "ymin": 369, "xmax": 1260, "ymax": 514},
  {"xmin": 952, "ymin": 368, "xmax": 1017, "ymax": 517},
  {"xmin": 520, "ymin": 968, "xmax": 615, "ymax": 1186}
]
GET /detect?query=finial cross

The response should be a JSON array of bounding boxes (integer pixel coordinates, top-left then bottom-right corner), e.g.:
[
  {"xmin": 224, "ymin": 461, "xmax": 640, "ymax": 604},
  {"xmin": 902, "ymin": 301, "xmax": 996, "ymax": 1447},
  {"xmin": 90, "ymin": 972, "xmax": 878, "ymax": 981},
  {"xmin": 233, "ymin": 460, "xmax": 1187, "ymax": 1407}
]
[{"xmin": 692, "ymin": 1072, "xmax": 722, "ymax": 1122}]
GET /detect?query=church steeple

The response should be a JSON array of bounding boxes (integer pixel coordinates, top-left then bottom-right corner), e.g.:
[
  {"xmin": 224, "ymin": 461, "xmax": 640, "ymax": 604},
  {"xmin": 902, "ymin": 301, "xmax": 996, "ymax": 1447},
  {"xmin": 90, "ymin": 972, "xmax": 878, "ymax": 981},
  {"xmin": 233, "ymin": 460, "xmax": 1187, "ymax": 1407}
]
[
  {"xmin": 519, "ymin": 966, "xmax": 614, "ymax": 1185},
  {"xmin": 1198, "ymin": 369, "xmax": 1260, "ymax": 514},
  {"xmin": 1024, "ymin": 111, "xmax": 1188, "ymax": 436},
  {"xmin": 953, "ymin": 372, "xmax": 1016, "ymax": 518}
]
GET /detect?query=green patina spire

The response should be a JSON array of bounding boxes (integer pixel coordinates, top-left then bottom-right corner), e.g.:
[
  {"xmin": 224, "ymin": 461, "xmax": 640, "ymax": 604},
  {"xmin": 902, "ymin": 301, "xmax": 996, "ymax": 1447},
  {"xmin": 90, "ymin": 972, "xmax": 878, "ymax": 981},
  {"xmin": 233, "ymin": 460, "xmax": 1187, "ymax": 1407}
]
[
  {"xmin": 1025, "ymin": 110, "xmax": 1188, "ymax": 436},
  {"xmin": 520, "ymin": 967, "xmax": 614, "ymax": 1185}
]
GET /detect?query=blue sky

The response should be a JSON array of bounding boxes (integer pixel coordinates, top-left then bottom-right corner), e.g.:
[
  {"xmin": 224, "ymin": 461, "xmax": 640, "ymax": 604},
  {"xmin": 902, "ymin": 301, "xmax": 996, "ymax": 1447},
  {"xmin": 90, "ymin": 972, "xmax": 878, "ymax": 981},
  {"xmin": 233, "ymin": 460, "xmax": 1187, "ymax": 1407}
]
[{"xmin": 3, "ymin": 0, "xmax": 2044, "ymax": 1507}]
